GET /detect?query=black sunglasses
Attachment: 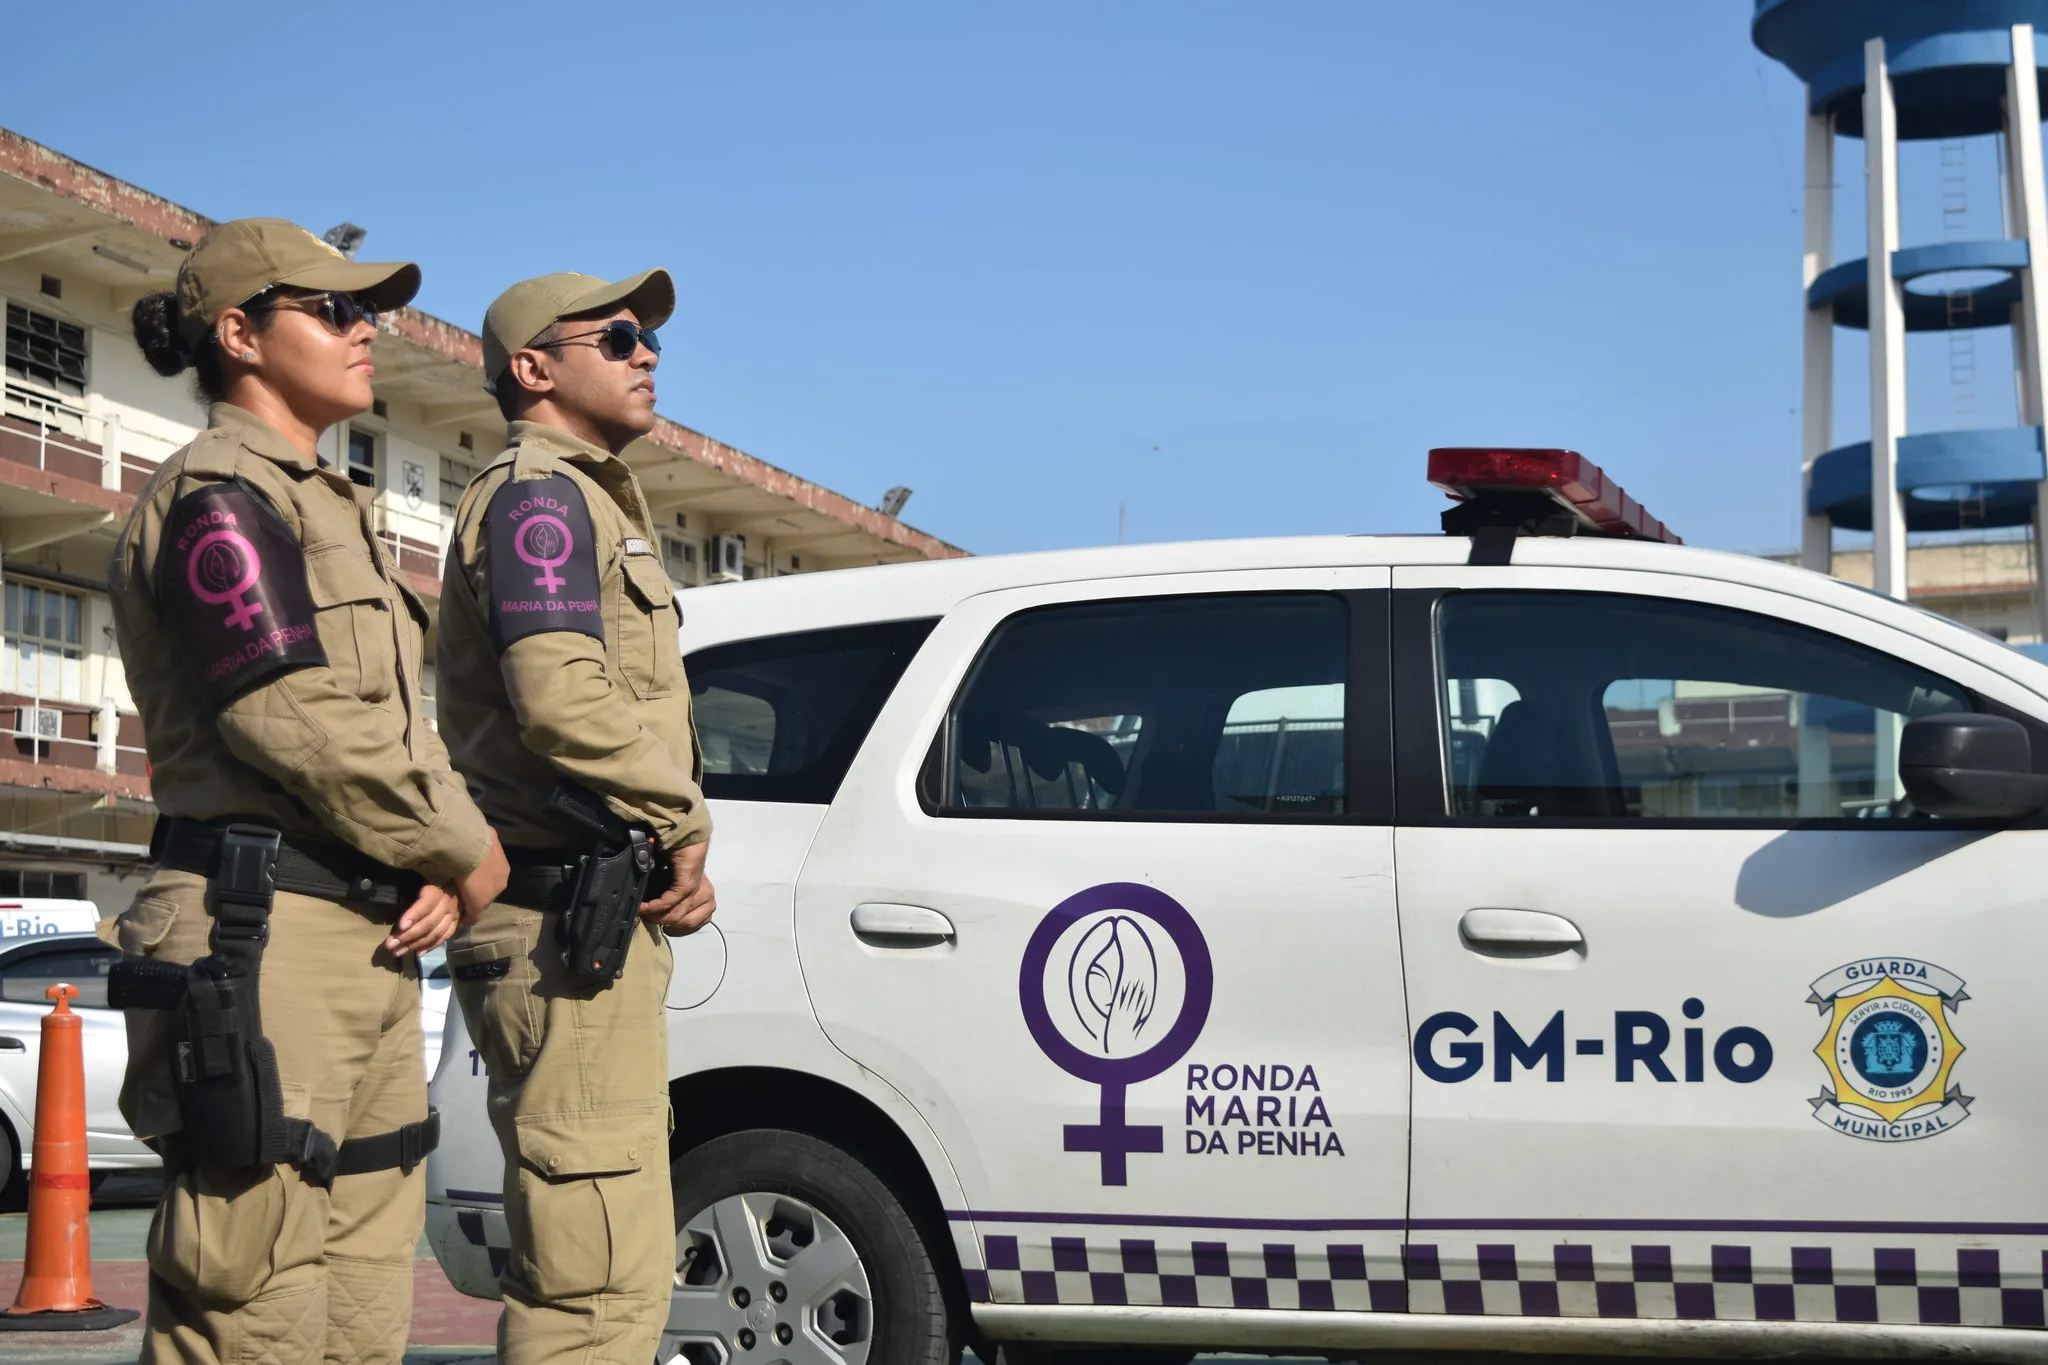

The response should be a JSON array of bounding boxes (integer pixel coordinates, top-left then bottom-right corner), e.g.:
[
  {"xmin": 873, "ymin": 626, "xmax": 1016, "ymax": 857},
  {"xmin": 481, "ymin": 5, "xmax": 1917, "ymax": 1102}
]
[
  {"xmin": 254, "ymin": 289, "xmax": 380, "ymax": 336},
  {"xmin": 534, "ymin": 319, "xmax": 661, "ymax": 362}
]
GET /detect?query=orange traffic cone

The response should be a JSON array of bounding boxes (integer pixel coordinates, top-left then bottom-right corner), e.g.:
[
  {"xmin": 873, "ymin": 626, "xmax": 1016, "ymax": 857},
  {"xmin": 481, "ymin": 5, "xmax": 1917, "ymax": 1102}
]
[{"xmin": 0, "ymin": 983, "xmax": 138, "ymax": 1332}]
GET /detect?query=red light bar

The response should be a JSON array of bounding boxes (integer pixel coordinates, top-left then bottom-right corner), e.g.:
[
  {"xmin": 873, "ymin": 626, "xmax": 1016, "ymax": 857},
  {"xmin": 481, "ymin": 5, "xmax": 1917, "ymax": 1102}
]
[{"xmin": 1427, "ymin": 447, "xmax": 1681, "ymax": 544}]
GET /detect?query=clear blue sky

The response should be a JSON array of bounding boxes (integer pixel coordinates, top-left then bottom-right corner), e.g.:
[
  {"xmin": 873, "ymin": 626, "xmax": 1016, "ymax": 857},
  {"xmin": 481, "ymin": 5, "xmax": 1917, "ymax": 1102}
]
[{"xmin": 8, "ymin": 3, "xmax": 1877, "ymax": 555}]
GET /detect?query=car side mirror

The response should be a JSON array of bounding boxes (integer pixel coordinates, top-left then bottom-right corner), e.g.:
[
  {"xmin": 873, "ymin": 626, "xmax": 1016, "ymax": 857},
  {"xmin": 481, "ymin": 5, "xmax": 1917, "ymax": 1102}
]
[{"xmin": 1899, "ymin": 713, "xmax": 2048, "ymax": 819}]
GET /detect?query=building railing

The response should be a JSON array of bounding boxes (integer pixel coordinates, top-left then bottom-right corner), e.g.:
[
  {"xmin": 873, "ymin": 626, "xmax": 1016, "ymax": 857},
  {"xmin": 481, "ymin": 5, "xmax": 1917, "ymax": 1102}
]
[
  {"xmin": 374, "ymin": 502, "xmax": 449, "ymax": 580},
  {"xmin": 8, "ymin": 695, "xmax": 149, "ymax": 778},
  {"xmin": 0, "ymin": 389, "xmax": 460, "ymax": 580},
  {"xmin": 0, "ymin": 385, "xmax": 163, "ymax": 496}
]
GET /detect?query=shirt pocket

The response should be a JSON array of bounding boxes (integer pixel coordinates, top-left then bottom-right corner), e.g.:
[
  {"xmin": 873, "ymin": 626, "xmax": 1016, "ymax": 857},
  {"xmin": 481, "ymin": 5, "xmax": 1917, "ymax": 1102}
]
[
  {"xmin": 615, "ymin": 553, "xmax": 681, "ymax": 701},
  {"xmin": 305, "ymin": 544, "xmax": 398, "ymax": 703}
]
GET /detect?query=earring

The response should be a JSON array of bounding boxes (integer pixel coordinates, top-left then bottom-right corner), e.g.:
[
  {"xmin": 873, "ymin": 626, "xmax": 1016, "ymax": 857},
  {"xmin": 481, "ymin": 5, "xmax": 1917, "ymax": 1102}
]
[{"xmin": 240, "ymin": 351, "xmax": 255, "ymax": 361}]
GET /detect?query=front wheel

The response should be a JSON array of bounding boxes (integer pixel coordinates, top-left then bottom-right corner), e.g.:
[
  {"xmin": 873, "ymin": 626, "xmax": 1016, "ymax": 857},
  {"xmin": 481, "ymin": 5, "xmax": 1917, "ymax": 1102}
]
[
  {"xmin": 0, "ymin": 1117, "xmax": 20, "ymax": 1210},
  {"xmin": 663, "ymin": 1129, "xmax": 960, "ymax": 1365}
]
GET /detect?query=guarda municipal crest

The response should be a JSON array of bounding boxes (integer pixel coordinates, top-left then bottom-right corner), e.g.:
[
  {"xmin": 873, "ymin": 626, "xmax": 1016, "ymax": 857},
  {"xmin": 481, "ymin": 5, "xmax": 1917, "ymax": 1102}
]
[{"xmin": 1809, "ymin": 958, "xmax": 1970, "ymax": 1143}]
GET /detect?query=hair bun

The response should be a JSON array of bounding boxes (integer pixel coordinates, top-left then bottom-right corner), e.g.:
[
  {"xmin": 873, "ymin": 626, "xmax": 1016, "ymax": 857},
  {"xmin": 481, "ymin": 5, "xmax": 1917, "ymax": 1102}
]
[{"xmin": 131, "ymin": 292, "xmax": 191, "ymax": 378}]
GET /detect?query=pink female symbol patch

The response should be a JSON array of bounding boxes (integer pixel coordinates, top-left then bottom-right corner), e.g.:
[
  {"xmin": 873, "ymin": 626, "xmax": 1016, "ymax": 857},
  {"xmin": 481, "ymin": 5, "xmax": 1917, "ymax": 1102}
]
[
  {"xmin": 186, "ymin": 528, "xmax": 266, "ymax": 631},
  {"xmin": 515, "ymin": 514, "xmax": 573, "ymax": 594}
]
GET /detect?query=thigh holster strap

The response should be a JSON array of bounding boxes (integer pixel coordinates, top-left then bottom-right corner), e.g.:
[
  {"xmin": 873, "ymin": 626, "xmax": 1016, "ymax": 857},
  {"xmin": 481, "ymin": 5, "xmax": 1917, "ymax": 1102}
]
[{"xmin": 332, "ymin": 1108, "xmax": 441, "ymax": 1180}]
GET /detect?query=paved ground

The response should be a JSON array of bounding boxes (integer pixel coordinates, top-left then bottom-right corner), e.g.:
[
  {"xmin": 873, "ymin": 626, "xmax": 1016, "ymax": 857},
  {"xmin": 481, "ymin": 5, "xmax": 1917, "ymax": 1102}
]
[{"xmin": 0, "ymin": 1172, "xmax": 500, "ymax": 1363}]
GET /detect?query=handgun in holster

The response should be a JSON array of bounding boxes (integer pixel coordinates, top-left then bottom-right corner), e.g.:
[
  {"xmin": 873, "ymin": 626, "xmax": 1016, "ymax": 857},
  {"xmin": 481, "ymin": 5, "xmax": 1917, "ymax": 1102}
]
[
  {"xmin": 110, "ymin": 824, "xmax": 438, "ymax": 1185},
  {"xmin": 545, "ymin": 781, "xmax": 658, "ymax": 985},
  {"xmin": 110, "ymin": 825, "xmax": 330, "ymax": 1177}
]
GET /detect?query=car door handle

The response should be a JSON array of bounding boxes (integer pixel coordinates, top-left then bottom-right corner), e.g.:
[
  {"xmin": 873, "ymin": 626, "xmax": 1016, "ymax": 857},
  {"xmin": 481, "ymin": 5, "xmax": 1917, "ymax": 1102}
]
[
  {"xmin": 850, "ymin": 903, "xmax": 956, "ymax": 945},
  {"xmin": 1459, "ymin": 908, "xmax": 1584, "ymax": 952},
  {"xmin": 0, "ymin": 1036, "xmax": 24, "ymax": 1052}
]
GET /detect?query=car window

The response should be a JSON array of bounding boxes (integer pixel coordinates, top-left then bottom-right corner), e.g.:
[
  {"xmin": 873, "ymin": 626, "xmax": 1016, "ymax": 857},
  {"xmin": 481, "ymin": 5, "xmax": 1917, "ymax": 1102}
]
[
  {"xmin": 689, "ymin": 619, "xmax": 936, "ymax": 803},
  {"xmin": 0, "ymin": 944, "xmax": 117, "ymax": 1009},
  {"xmin": 1436, "ymin": 592, "xmax": 1971, "ymax": 820},
  {"xmin": 933, "ymin": 593, "xmax": 1348, "ymax": 818}
]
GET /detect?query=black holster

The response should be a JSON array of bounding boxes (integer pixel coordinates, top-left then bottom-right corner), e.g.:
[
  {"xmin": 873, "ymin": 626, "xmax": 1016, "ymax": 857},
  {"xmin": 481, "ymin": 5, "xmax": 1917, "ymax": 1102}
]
[
  {"xmin": 545, "ymin": 782, "xmax": 656, "ymax": 985},
  {"xmin": 111, "ymin": 822, "xmax": 436, "ymax": 1186}
]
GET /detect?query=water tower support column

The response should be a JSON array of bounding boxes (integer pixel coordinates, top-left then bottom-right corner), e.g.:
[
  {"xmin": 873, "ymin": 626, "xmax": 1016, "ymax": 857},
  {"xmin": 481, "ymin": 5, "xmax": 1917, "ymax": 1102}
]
[
  {"xmin": 2005, "ymin": 25, "xmax": 2048, "ymax": 637},
  {"xmin": 1865, "ymin": 37, "xmax": 1910, "ymax": 601},
  {"xmin": 1802, "ymin": 104, "xmax": 1835, "ymax": 573}
]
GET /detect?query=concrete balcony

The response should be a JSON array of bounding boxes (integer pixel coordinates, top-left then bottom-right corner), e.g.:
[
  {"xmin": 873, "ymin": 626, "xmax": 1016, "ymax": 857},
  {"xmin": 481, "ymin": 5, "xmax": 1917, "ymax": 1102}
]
[
  {"xmin": 0, "ymin": 694, "xmax": 150, "ymax": 803},
  {"xmin": 0, "ymin": 399, "xmax": 140, "ymax": 553}
]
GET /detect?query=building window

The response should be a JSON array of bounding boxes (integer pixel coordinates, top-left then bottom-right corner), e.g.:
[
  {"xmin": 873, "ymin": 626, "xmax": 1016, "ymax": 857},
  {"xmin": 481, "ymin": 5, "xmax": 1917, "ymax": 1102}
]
[
  {"xmin": 5, "ymin": 303, "xmax": 88, "ymax": 398},
  {"xmin": 662, "ymin": 535, "xmax": 696, "ymax": 576},
  {"xmin": 439, "ymin": 459, "xmax": 476, "ymax": 518},
  {"xmin": 347, "ymin": 428, "xmax": 377, "ymax": 489},
  {"xmin": 0, "ymin": 869, "xmax": 86, "ymax": 899},
  {"xmin": 2, "ymin": 581, "xmax": 83, "ymax": 702}
]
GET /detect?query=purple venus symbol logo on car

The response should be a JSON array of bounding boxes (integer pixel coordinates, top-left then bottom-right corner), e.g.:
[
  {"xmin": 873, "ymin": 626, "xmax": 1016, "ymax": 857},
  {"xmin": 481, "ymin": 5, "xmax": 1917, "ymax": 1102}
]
[
  {"xmin": 1020, "ymin": 883, "xmax": 1212, "ymax": 1186},
  {"xmin": 515, "ymin": 514, "xmax": 573, "ymax": 594},
  {"xmin": 186, "ymin": 528, "xmax": 265, "ymax": 631}
]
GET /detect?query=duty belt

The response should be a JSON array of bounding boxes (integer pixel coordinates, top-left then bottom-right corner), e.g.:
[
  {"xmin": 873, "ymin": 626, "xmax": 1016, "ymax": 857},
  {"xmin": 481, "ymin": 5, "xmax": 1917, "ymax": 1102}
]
[
  {"xmin": 155, "ymin": 818, "xmax": 423, "ymax": 908},
  {"xmin": 499, "ymin": 847, "xmax": 580, "ymax": 912}
]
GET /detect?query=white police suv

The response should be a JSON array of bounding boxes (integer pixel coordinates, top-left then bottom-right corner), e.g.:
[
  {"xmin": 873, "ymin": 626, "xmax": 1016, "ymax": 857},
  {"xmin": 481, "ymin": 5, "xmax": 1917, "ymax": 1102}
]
[{"xmin": 427, "ymin": 450, "xmax": 2048, "ymax": 1365}]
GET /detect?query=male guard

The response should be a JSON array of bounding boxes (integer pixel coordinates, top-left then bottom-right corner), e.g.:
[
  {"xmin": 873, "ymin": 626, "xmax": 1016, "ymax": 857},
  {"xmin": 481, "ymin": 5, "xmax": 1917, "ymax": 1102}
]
[{"xmin": 437, "ymin": 270, "xmax": 715, "ymax": 1364}]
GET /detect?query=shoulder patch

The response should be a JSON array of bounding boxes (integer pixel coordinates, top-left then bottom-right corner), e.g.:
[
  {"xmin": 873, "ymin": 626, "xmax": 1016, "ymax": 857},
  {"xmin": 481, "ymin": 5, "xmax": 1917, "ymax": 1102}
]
[
  {"xmin": 153, "ymin": 482, "xmax": 326, "ymax": 706},
  {"xmin": 485, "ymin": 473, "xmax": 603, "ymax": 649}
]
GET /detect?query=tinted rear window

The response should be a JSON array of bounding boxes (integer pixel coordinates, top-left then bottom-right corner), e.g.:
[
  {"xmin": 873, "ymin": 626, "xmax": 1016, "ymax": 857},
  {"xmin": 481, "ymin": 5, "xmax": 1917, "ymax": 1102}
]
[{"xmin": 689, "ymin": 619, "xmax": 936, "ymax": 804}]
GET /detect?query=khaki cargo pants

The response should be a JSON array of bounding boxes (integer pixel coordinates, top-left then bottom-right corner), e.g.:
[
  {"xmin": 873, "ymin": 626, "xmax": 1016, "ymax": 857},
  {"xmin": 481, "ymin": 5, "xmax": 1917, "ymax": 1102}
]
[
  {"xmin": 450, "ymin": 902, "xmax": 675, "ymax": 1365},
  {"xmin": 106, "ymin": 867, "xmax": 429, "ymax": 1365}
]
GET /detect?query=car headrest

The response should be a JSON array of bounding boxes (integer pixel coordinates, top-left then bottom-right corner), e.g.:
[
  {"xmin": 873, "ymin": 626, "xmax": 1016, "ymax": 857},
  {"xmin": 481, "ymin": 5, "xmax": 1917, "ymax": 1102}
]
[{"xmin": 1039, "ymin": 724, "xmax": 1128, "ymax": 796}]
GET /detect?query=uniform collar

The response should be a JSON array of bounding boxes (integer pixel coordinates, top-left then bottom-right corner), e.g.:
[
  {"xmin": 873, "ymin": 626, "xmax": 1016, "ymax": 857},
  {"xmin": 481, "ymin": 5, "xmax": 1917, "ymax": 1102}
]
[
  {"xmin": 507, "ymin": 420, "xmax": 621, "ymax": 468},
  {"xmin": 208, "ymin": 403, "xmax": 319, "ymax": 471}
]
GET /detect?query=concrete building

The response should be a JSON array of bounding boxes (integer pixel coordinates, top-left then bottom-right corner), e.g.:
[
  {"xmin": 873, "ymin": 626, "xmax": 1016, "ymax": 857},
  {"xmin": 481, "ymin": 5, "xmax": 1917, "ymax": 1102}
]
[
  {"xmin": 0, "ymin": 127, "xmax": 963, "ymax": 910},
  {"xmin": 1753, "ymin": 1, "xmax": 2048, "ymax": 626},
  {"xmin": 1764, "ymin": 532, "xmax": 2040, "ymax": 641}
]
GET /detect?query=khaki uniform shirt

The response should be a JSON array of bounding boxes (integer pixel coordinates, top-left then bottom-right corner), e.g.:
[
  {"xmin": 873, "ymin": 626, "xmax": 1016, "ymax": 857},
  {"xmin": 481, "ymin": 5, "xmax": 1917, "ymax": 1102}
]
[
  {"xmin": 437, "ymin": 421, "xmax": 708, "ymax": 852},
  {"xmin": 108, "ymin": 404, "xmax": 489, "ymax": 883}
]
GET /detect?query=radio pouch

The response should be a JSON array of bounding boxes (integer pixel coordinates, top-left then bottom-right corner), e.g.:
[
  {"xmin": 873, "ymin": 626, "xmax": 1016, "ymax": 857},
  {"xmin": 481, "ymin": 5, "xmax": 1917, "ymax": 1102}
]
[{"xmin": 546, "ymin": 781, "xmax": 655, "ymax": 985}]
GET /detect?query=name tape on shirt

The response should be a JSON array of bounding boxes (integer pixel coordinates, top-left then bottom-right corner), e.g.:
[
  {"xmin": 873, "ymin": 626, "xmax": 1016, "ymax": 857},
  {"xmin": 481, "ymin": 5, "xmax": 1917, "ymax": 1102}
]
[
  {"xmin": 486, "ymin": 473, "xmax": 603, "ymax": 649},
  {"xmin": 154, "ymin": 482, "xmax": 327, "ymax": 707}
]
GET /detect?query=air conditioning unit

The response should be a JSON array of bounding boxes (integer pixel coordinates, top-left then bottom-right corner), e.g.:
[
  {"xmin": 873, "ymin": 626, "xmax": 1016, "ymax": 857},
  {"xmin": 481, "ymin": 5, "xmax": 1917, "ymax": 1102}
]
[
  {"xmin": 18, "ymin": 706, "xmax": 60, "ymax": 742},
  {"xmin": 710, "ymin": 534, "xmax": 746, "ymax": 583}
]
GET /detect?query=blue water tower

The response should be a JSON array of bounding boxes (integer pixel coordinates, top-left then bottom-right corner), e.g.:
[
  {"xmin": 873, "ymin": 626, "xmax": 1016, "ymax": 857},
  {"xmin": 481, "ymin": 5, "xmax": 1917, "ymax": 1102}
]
[{"xmin": 1755, "ymin": 1, "xmax": 2048, "ymax": 627}]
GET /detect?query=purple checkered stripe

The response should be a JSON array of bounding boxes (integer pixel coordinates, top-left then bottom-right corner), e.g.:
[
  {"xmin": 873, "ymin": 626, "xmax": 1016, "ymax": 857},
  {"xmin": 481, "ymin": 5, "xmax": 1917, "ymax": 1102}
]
[
  {"xmin": 965, "ymin": 1236, "xmax": 2048, "ymax": 1328},
  {"xmin": 455, "ymin": 1208, "xmax": 512, "ymax": 1279}
]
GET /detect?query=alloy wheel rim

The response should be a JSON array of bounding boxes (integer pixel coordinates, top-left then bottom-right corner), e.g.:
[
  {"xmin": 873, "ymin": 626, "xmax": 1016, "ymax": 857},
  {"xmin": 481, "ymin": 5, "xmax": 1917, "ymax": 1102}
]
[{"xmin": 661, "ymin": 1190, "xmax": 874, "ymax": 1365}]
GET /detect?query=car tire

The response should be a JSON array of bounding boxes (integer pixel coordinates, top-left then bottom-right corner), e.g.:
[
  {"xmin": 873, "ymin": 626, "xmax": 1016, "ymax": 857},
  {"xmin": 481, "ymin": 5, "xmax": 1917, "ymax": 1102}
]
[
  {"xmin": 0, "ymin": 1116, "xmax": 22, "ymax": 1211},
  {"xmin": 666, "ymin": 1128, "xmax": 960, "ymax": 1365}
]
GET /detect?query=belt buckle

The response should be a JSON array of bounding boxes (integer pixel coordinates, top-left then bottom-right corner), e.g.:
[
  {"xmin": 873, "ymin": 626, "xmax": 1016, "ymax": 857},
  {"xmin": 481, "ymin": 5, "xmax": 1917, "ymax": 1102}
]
[{"xmin": 399, "ymin": 1108, "xmax": 440, "ymax": 1174}]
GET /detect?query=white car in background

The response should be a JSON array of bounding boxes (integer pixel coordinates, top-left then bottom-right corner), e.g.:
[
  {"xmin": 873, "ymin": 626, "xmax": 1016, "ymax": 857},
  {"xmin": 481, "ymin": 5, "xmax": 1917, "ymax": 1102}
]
[
  {"xmin": 0, "ymin": 899, "xmax": 103, "ymax": 939},
  {"xmin": 426, "ymin": 451, "xmax": 2048, "ymax": 1365},
  {"xmin": 419, "ymin": 945, "xmax": 453, "ymax": 1081},
  {"xmin": 0, "ymin": 931, "xmax": 155, "ymax": 1200}
]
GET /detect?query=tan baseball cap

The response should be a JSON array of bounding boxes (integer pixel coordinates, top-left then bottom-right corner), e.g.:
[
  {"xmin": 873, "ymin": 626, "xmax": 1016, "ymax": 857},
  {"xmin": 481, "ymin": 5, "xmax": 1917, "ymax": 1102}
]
[
  {"xmin": 174, "ymin": 218, "xmax": 420, "ymax": 345},
  {"xmin": 481, "ymin": 269, "xmax": 675, "ymax": 384}
]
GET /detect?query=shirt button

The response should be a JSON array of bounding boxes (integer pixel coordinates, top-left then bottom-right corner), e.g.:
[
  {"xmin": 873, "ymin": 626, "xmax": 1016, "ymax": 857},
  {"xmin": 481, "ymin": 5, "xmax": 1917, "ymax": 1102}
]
[
  {"xmin": 629, "ymin": 1147, "xmax": 639, "ymax": 1161},
  {"xmin": 548, "ymin": 1156, "xmax": 560, "ymax": 1170}
]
